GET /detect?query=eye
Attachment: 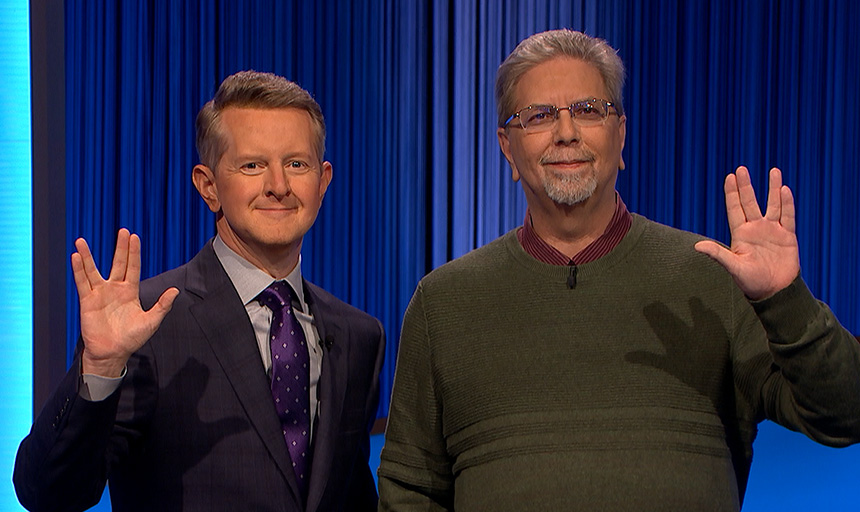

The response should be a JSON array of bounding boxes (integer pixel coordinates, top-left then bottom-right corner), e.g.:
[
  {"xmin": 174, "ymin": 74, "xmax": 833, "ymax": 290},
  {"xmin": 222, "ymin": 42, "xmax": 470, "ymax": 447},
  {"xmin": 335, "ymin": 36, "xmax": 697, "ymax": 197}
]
[
  {"xmin": 574, "ymin": 102, "xmax": 605, "ymax": 121},
  {"xmin": 524, "ymin": 106, "xmax": 555, "ymax": 125},
  {"xmin": 286, "ymin": 160, "xmax": 312, "ymax": 174},
  {"xmin": 239, "ymin": 162, "xmax": 264, "ymax": 174}
]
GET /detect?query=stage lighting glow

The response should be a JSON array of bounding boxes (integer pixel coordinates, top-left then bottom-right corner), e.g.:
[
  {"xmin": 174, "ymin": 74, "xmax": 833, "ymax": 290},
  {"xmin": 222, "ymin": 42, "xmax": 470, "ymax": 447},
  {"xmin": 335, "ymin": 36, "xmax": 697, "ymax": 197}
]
[{"xmin": 0, "ymin": 0, "xmax": 33, "ymax": 510}]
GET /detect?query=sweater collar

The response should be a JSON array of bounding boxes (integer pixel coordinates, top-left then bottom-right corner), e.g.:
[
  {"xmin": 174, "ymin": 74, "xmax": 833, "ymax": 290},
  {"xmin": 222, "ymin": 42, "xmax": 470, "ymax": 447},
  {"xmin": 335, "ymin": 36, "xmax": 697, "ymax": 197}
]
[{"xmin": 518, "ymin": 193, "xmax": 633, "ymax": 266}]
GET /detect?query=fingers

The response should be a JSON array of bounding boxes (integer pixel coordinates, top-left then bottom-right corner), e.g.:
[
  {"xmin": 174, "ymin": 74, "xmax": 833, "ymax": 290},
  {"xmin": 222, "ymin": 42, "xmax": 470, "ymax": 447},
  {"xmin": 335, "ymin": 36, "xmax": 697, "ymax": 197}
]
[
  {"xmin": 108, "ymin": 229, "xmax": 131, "ymax": 281},
  {"xmin": 73, "ymin": 237, "xmax": 104, "ymax": 286},
  {"xmin": 780, "ymin": 184, "xmax": 796, "ymax": 234},
  {"xmin": 766, "ymin": 166, "xmax": 797, "ymax": 234},
  {"xmin": 764, "ymin": 167, "xmax": 783, "ymax": 221},
  {"xmin": 734, "ymin": 166, "xmax": 763, "ymax": 221},
  {"xmin": 71, "ymin": 252, "xmax": 92, "ymax": 300},
  {"xmin": 87, "ymin": 228, "xmax": 143, "ymax": 284},
  {"xmin": 742, "ymin": 166, "xmax": 795, "ymax": 233},
  {"xmin": 127, "ymin": 233, "xmax": 142, "ymax": 284},
  {"xmin": 723, "ymin": 173, "xmax": 745, "ymax": 233}
]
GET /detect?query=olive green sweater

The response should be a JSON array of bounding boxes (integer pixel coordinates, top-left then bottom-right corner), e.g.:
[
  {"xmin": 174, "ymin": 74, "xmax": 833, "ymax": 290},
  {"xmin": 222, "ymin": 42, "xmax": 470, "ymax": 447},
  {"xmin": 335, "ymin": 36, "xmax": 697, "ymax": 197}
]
[{"xmin": 379, "ymin": 215, "xmax": 860, "ymax": 511}]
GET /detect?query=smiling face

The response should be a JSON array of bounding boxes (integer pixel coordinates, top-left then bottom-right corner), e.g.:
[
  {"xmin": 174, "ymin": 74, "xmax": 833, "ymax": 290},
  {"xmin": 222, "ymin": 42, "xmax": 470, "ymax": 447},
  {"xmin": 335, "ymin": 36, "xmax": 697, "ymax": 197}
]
[
  {"xmin": 497, "ymin": 56, "xmax": 626, "ymax": 216},
  {"xmin": 192, "ymin": 107, "xmax": 332, "ymax": 276}
]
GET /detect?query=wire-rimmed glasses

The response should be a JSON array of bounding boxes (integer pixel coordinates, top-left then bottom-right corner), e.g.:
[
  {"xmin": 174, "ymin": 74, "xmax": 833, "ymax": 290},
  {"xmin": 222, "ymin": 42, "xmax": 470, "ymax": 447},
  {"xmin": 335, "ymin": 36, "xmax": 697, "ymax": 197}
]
[{"xmin": 503, "ymin": 98, "xmax": 620, "ymax": 132}]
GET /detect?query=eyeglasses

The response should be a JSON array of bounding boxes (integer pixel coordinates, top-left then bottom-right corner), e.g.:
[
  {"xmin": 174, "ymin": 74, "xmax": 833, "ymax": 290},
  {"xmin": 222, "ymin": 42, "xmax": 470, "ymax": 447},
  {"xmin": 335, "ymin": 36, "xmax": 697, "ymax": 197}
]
[{"xmin": 502, "ymin": 98, "xmax": 620, "ymax": 132}]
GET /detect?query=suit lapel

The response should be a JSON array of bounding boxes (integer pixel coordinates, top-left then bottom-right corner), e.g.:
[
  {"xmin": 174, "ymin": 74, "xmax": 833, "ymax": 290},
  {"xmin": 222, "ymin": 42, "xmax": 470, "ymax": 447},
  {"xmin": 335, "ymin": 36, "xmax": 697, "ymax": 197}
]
[
  {"xmin": 185, "ymin": 244, "xmax": 304, "ymax": 506},
  {"xmin": 304, "ymin": 282, "xmax": 350, "ymax": 512}
]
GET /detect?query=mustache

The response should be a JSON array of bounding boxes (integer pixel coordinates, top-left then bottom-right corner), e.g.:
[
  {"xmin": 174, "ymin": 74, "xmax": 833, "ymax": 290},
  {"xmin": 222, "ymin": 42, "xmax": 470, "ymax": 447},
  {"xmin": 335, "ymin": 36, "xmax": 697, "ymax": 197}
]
[{"xmin": 539, "ymin": 150, "xmax": 595, "ymax": 165}]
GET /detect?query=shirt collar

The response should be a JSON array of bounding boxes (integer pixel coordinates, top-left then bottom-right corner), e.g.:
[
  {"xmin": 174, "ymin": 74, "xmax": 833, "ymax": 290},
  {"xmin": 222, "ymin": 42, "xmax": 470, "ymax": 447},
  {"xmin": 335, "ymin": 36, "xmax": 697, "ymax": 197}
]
[
  {"xmin": 212, "ymin": 235, "xmax": 307, "ymax": 311},
  {"xmin": 518, "ymin": 192, "xmax": 632, "ymax": 266}
]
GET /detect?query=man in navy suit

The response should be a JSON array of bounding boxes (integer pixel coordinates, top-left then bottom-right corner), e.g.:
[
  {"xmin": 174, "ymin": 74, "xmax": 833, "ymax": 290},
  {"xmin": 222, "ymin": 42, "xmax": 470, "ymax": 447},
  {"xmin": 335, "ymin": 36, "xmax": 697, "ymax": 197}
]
[{"xmin": 14, "ymin": 71, "xmax": 385, "ymax": 512}]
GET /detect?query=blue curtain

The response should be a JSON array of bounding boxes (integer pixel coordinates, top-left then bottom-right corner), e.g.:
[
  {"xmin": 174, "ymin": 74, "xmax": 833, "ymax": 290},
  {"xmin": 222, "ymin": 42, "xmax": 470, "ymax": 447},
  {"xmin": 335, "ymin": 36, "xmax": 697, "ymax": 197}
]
[
  {"xmin": 66, "ymin": 0, "xmax": 859, "ymax": 421},
  {"xmin": 65, "ymin": 2, "xmax": 859, "ymax": 506},
  {"xmin": 66, "ymin": 0, "xmax": 859, "ymax": 419}
]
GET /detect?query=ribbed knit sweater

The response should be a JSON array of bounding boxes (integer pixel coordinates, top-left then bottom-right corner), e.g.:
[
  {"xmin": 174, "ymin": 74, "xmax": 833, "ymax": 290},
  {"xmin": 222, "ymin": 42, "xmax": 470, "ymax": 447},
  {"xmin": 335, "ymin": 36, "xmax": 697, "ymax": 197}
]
[{"xmin": 379, "ymin": 215, "xmax": 860, "ymax": 511}]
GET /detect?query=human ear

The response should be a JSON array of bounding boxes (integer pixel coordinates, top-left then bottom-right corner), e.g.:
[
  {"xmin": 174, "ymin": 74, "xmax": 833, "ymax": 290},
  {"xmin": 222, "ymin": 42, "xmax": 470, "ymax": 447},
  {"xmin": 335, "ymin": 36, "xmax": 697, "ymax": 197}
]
[
  {"xmin": 497, "ymin": 127, "xmax": 521, "ymax": 182},
  {"xmin": 318, "ymin": 161, "xmax": 333, "ymax": 198},
  {"xmin": 192, "ymin": 165, "xmax": 221, "ymax": 213}
]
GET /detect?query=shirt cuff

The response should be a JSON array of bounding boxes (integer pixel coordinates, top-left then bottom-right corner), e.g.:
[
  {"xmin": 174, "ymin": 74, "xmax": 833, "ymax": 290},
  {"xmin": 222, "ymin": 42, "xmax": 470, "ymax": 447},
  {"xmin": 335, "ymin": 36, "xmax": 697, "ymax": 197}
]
[{"xmin": 80, "ymin": 367, "xmax": 127, "ymax": 401}]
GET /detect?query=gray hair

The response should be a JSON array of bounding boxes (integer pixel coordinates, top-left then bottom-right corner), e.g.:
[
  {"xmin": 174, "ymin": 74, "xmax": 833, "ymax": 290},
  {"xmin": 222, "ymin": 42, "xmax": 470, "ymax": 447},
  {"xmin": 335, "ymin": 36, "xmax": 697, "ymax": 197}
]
[
  {"xmin": 495, "ymin": 29, "xmax": 626, "ymax": 127},
  {"xmin": 195, "ymin": 71, "xmax": 326, "ymax": 169}
]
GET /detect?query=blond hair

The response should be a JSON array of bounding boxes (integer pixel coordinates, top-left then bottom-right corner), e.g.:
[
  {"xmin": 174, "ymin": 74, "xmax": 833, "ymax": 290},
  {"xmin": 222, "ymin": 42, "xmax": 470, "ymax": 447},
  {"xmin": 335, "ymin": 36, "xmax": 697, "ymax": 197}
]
[{"xmin": 195, "ymin": 71, "xmax": 326, "ymax": 169}]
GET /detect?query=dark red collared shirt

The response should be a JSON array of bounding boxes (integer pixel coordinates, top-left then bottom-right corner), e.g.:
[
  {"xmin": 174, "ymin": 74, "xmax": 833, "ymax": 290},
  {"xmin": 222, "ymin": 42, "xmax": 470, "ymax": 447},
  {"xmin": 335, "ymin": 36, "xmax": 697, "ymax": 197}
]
[{"xmin": 517, "ymin": 194, "xmax": 633, "ymax": 266}]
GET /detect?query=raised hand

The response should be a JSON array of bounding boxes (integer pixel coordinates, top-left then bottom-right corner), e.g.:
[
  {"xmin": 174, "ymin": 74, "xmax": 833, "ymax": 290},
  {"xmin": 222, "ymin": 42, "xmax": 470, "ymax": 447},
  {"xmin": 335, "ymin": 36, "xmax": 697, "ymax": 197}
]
[
  {"xmin": 694, "ymin": 166, "xmax": 800, "ymax": 301},
  {"xmin": 72, "ymin": 229, "xmax": 179, "ymax": 377}
]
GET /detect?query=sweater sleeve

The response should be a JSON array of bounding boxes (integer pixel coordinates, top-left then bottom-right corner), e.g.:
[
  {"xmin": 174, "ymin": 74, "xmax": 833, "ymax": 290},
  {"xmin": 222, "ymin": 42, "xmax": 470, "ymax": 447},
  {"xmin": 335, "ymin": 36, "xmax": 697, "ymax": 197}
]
[
  {"xmin": 378, "ymin": 283, "xmax": 454, "ymax": 511},
  {"xmin": 745, "ymin": 276, "xmax": 860, "ymax": 445}
]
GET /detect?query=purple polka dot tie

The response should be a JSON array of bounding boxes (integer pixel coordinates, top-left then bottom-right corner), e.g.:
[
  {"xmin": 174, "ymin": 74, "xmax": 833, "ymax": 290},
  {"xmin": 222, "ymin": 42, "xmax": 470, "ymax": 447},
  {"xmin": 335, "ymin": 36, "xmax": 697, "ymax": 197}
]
[{"xmin": 257, "ymin": 282, "xmax": 311, "ymax": 500}]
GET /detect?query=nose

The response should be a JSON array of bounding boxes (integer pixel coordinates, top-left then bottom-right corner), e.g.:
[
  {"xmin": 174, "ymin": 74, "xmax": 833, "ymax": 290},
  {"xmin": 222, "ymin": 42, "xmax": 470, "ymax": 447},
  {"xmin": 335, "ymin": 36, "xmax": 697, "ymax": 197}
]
[
  {"xmin": 553, "ymin": 107, "xmax": 581, "ymax": 145},
  {"xmin": 263, "ymin": 167, "xmax": 292, "ymax": 198}
]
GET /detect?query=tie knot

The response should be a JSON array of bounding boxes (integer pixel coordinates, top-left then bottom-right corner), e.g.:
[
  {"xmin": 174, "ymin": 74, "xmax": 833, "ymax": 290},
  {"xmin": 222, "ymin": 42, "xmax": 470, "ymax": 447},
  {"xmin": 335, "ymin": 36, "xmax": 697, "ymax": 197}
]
[{"xmin": 257, "ymin": 281, "xmax": 294, "ymax": 312}]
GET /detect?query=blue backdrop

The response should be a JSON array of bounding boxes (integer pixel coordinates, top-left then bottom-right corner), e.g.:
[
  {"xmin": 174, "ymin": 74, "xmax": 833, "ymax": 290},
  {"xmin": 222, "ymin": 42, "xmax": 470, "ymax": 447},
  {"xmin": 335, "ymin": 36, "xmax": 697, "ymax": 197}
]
[{"xmin": 62, "ymin": 0, "xmax": 859, "ymax": 509}]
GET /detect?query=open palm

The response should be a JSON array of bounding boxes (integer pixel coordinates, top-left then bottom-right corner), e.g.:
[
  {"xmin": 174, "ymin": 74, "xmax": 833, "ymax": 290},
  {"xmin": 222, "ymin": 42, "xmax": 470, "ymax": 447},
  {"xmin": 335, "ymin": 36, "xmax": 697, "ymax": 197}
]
[
  {"xmin": 73, "ymin": 229, "xmax": 179, "ymax": 377},
  {"xmin": 695, "ymin": 166, "xmax": 800, "ymax": 300}
]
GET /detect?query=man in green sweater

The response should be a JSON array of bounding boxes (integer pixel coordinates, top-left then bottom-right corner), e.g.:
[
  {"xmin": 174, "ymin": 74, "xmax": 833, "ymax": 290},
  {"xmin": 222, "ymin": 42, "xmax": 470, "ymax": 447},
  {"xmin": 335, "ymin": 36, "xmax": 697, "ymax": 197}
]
[{"xmin": 378, "ymin": 29, "xmax": 860, "ymax": 511}]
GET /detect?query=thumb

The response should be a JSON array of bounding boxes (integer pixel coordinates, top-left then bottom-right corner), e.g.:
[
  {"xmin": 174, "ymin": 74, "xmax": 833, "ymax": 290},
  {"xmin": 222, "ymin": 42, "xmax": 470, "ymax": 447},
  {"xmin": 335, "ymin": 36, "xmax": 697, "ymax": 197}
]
[
  {"xmin": 145, "ymin": 287, "xmax": 180, "ymax": 325},
  {"xmin": 694, "ymin": 240, "xmax": 739, "ymax": 274}
]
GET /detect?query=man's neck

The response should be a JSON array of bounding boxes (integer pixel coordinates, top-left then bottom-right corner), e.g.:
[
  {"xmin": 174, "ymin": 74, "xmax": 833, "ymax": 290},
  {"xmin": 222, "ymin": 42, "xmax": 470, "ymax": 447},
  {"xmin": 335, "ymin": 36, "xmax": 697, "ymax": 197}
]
[
  {"xmin": 526, "ymin": 193, "xmax": 617, "ymax": 259},
  {"xmin": 216, "ymin": 229, "xmax": 301, "ymax": 280}
]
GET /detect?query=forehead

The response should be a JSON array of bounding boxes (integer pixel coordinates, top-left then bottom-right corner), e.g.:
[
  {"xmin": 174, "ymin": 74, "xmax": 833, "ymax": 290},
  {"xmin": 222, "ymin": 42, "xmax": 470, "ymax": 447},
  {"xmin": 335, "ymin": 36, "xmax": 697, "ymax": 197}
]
[
  {"xmin": 514, "ymin": 57, "xmax": 608, "ymax": 107},
  {"xmin": 219, "ymin": 107, "xmax": 316, "ymax": 151}
]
